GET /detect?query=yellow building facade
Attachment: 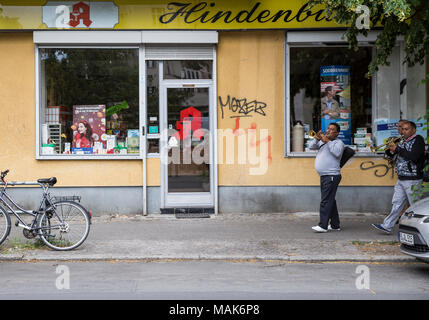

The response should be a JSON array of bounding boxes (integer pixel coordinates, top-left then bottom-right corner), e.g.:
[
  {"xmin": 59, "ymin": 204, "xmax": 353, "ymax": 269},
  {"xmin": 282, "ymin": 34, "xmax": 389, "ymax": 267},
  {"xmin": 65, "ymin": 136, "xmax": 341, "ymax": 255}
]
[{"xmin": 0, "ymin": 1, "xmax": 426, "ymax": 214}]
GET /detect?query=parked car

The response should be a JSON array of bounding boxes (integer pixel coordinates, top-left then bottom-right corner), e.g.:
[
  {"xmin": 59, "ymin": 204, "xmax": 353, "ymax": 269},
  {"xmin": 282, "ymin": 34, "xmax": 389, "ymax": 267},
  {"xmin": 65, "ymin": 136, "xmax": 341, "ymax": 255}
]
[{"xmin": 398, "ymin": 197, "xmax": 429, "ymax": 263}]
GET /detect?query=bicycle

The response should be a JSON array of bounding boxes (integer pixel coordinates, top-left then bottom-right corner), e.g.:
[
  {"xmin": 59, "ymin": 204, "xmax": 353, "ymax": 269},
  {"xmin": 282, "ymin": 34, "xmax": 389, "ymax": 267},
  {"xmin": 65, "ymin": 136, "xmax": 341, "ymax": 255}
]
[{"xmin": 0, "ymin": 169, "xmax": 91, "ymax": 251}]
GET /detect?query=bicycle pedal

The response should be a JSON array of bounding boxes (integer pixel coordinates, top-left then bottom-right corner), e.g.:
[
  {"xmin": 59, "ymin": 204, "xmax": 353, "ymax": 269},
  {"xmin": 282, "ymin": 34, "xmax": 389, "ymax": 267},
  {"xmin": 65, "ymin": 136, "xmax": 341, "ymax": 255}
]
[{"xmin": 15, "ymin": 220, "xmax": 19, "ymax": 227}]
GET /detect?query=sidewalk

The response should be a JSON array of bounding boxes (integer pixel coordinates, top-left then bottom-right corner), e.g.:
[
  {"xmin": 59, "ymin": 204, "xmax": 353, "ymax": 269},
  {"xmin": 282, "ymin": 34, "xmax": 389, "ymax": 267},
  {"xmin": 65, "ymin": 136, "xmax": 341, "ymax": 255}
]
[{"xmin": 0, "ymin": 212, "xmax": 415, "ymax": 262}]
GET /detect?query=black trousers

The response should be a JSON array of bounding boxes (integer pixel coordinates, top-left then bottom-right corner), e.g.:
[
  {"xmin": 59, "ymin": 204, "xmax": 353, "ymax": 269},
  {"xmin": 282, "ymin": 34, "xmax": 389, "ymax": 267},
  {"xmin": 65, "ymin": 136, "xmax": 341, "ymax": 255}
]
[{"xmin": 319, "ymin": 175, "xmax": 341, "ymax": 230}]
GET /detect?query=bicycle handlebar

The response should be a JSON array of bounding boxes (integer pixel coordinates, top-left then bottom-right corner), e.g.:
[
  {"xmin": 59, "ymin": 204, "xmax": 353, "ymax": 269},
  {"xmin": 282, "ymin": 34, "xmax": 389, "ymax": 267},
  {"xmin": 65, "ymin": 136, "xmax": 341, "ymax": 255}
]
[{"xmin": 1, "ymin": 169, "xmax": 9, "ymax": 180}]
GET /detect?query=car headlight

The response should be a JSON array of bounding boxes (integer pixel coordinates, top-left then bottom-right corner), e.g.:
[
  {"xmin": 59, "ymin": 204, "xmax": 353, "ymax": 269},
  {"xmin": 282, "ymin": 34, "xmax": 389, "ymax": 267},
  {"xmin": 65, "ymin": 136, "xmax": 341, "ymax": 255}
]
[{"xmin": 424, "ymin": 217, "xmax": 429, "ymax": 223}]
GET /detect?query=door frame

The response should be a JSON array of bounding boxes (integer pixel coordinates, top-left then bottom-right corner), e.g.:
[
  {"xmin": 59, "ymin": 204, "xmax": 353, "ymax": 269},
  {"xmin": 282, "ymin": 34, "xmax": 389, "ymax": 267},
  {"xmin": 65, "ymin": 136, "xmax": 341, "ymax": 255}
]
[{"xmin": 159, "ymin": 66, "xmax": 215, "ymax": 208}]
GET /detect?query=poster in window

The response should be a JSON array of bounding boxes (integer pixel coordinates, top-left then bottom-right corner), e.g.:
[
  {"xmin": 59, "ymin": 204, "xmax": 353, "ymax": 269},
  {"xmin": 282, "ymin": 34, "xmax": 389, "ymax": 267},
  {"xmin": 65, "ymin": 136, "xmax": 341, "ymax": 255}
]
[
  {"xmin": 72, "ymin": 105, "xmax": 106, "ymax": 154},
  {"xmin": 376, "ymin": 119, "xmax": 400, "ymax": 148},
  {"xmin": 320, "ymin": 65, "xmax": 352, "ymax": 145},
  {"xmin": 376, "ymin": 118, "xmax": 427, "ymax": 146}
]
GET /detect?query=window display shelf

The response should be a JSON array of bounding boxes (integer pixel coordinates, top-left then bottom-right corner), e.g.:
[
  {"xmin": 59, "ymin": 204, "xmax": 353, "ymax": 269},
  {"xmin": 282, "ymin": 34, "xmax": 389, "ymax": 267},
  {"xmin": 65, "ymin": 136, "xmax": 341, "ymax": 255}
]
[{"xmin": 48, "ymin": 124, "xmax": 61, "ymax": 154}]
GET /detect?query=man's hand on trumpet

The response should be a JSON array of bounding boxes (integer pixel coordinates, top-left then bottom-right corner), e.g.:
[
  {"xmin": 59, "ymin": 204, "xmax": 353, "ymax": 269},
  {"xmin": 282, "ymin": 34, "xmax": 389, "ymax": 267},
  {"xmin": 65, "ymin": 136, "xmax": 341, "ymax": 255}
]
[
  {"xmin": 316, "ymin": 129, "xmax": 335, "ymax": 144},
  {"xmin": 310, "ymin": 129, "xmax": 334, "ymax": 143},
  {"xmin": 389, "ymin": 143, "xmax": 397, "ymax": 153},
  {"xmin": 320, "ymin": 131, "xmax": 331, "ymax": 144}
]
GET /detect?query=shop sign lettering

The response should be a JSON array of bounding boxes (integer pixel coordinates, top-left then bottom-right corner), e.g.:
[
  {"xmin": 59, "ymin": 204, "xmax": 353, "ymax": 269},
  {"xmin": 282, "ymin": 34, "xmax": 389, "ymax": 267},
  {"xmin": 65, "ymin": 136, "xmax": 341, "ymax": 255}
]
[
  {"xmin": 69, "ymin": 2, "xmax": 92, "ymax": 28},
  {"xmin": 43, "ymin": 1, "xmax": 118, "ymax": 29},
  {"xmin": 159, "ymin": 1, "xmax": 334, "ymax": 25}
]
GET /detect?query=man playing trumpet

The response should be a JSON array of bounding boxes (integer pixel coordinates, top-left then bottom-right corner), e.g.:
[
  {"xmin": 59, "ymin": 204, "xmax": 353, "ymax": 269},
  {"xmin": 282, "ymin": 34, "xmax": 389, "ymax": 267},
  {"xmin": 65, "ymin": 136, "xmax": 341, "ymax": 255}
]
[
  {"xmin": 372, "ymin": 121, "xmax": 425, "ymax": 234},
  {"xmin": 382, "ymin": 119, "xmax": 407, "ymax": 164},
  {"xmin": 308, "ymin": 123, "xmax": 344, "ymax": 232}
]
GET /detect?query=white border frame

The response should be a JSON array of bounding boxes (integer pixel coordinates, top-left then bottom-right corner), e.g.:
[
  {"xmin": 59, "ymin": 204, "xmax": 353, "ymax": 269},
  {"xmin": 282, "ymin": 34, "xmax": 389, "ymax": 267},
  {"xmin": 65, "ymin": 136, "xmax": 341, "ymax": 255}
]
[
  {"xmin": 285, "ymin": 31, "xmax": 380, "ymax": 158},
  {"xmin": 35, "ymin": 44, "xmax": 41, "ymax": 160},
  {"xmin": 33, "ymin": 30, "xmax": 219, "ymax": 213},
  {"xmin": 34, "ymin": 31, "xmax": 218, "ymax": 45},
  {"xmin": 35, "ymin": 44, "xmax": 142, "ymax": 160},
  {"xmin": 34, "ymin": 30, "xmax": 218, "ymax": 161},
  {"xmin": 212, "ymin": 45, "xmax": 218, "ymax": 215},
  {"xmin": 33, "ymin": 30, "xmax": 218, "ymax": 215},
  {"xmin": 159, "ymin": 64, "xmax": 215, "ymax": 209},
  {"xmin": 140, "ymin": 44, "xmax": 148, "ymax": 215}
]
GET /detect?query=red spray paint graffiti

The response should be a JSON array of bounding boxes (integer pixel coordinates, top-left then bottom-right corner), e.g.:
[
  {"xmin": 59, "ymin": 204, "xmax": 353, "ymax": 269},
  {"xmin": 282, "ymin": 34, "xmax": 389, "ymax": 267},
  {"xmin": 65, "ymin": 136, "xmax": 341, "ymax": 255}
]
[{"xmin": 232, "ymin": 117, "xmax": 272, "ymax": 164}]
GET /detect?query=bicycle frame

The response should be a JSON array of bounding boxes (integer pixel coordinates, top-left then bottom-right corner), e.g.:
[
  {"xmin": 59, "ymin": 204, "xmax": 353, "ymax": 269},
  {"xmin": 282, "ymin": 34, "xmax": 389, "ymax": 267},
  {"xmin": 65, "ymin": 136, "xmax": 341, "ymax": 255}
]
[{"xmin": 0, "ymin": 181, "xmax": 57, "ymax": 231}]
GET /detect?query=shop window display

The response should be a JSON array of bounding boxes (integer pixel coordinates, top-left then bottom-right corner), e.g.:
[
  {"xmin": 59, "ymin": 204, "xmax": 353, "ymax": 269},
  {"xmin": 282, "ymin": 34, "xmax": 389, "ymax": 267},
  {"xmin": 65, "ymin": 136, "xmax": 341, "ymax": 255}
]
[
  {"xmin": 289, "ymin": 46, "xmax": 373, "ymax": 153},
  {"xmin": 40, "ymin": 48, "xmax": 139, "ymax": 156}
]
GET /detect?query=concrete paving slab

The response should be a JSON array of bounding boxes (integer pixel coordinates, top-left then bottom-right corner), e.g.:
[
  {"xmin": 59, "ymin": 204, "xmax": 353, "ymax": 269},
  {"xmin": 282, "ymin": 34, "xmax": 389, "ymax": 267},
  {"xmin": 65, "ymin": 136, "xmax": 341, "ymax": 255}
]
[{"xmin": 0, "ymin": 212, "xmax": 417, "ymax": 262}]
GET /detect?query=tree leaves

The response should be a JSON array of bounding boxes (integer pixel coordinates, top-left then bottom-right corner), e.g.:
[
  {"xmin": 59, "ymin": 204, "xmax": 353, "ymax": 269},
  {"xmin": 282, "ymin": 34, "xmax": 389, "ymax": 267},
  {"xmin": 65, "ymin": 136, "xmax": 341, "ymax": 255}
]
[{"xmin": 307, "ymin": 0, "xmax": 429, "ymax": 77}]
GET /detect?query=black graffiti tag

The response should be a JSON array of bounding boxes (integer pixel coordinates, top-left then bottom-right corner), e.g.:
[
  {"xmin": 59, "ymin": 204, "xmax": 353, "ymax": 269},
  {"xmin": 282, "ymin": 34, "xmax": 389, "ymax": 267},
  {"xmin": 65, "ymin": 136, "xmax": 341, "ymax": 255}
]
[
  {"xmin": 218, "ymin": 95, "xmax": 267, "ymax": 119},
  {"xmin": 360, "ymin": 160, "xmax": 395, "ymax": 178}
]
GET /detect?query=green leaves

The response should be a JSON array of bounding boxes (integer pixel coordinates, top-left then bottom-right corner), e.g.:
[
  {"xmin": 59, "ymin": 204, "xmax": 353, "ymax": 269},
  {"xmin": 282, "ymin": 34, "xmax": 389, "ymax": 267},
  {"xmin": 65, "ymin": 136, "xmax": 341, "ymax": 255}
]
[
  {"xmin": 307, "ymin": 0, "xmax": 429, "ymax": 77},
  {"xmin": 106, "ymin": 100, "xmax": 130, "ymax": 118}
]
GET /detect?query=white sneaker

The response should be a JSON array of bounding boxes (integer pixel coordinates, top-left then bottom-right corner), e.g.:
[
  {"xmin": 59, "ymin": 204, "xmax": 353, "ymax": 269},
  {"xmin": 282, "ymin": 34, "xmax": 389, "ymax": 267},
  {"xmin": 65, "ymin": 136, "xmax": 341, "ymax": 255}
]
[
  {"xmin": 328, "ymin": 225, "xmax": 341, "ymax": 231},
  {"xmin": 312, "ymin": 225, "xmax": 328, "ymax": 233}
]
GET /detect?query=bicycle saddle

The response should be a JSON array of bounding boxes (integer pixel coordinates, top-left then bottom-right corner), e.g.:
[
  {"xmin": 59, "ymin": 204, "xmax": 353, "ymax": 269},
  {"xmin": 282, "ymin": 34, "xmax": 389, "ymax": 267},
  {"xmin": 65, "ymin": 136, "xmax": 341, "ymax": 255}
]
[{"xmin": 37, "ymin": 177, "xmax": 57, "ymax": 186}]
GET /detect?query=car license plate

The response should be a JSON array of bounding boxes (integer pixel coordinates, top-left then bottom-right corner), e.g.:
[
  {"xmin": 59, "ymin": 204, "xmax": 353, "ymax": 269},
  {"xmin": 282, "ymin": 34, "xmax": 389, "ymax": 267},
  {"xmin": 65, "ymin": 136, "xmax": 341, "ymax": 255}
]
[{"xmin": 399, "ymin": 232, "xmax": 414, "ymax": 246}]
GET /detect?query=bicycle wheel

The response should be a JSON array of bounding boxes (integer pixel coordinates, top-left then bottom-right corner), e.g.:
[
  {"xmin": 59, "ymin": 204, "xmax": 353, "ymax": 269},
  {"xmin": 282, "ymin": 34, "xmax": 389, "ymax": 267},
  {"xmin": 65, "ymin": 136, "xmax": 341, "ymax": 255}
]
[
  {"xmin": 0, "ymin": 205, "xmax": 11, "ymax": 246},
  {"xmin": 38, "ymin": 201, "xmax": 90, "ymax": 251}
]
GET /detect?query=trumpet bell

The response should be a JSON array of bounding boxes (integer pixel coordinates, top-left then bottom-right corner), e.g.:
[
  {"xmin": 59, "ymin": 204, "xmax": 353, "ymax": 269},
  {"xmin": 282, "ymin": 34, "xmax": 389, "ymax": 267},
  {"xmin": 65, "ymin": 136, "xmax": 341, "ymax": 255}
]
[
  {"xmin": 308, "ymin": 130, "xmax": 325, "ymax": 139},
  {"xmin": 370, "ymin": 136, "xmax": 404, "ymax": 153}
]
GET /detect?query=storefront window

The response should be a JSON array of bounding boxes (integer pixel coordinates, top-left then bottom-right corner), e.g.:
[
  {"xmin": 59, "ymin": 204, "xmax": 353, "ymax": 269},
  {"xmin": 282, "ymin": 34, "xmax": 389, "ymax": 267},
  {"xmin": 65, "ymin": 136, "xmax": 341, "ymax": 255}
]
[
  {"xmin": 289, "ymin": 46, "xmax": 373, "ymax": 153},
  {"xmin": 163, "ymin": 60, "xmax": 212, "ymax": 79},
  {"xmin": 39, "ymin": 48, "xmax": 139, "ymax": 156}
]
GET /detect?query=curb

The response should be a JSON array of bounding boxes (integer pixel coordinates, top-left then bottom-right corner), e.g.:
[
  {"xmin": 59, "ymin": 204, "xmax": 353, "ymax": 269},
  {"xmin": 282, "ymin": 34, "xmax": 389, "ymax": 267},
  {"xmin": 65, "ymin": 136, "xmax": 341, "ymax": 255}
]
[
  {"xmin": 0, "ymin": 254, "xmax": 24, "ymax": 261},
  {"xmin": 0, "ymin": 254, "xmax": 416, "ymax": 263}
]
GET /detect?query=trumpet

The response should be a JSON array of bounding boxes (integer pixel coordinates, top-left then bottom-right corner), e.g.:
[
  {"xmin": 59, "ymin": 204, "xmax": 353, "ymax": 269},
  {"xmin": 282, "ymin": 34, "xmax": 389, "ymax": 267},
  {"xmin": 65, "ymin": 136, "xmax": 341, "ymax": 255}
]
[
  {"xmin": 308, "ymin": 130, "xmax": 325, "ymax": 139},
  {"xmin": 370, "ymin": 136, "xmax": 404, "ymax": 153}
]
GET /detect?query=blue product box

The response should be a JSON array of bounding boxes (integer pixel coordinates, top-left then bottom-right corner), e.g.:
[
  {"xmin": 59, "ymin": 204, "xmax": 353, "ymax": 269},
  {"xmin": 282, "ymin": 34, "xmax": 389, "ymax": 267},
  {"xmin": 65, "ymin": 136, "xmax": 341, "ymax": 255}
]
[{"xmin": 72, "ymin": 148, "xmax": 93, "ymax": 154}]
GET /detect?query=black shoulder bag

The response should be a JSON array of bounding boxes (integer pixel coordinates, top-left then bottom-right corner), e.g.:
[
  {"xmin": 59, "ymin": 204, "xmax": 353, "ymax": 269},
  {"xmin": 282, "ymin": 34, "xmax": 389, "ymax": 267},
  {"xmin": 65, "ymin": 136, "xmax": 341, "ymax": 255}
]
[
  {"xmin": 320, "ymin": 141, "xmax": 355, "ymax": 168},
  {"xmin": 340, "ymin": 146, "xmax": 355, "ymax": 168}
]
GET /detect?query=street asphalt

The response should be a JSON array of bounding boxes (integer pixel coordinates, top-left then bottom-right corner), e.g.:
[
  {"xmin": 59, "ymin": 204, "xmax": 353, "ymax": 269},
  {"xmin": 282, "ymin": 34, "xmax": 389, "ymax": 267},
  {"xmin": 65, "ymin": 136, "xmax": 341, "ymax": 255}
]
[{"xmin": 0, "ymin": 212, "xmax": 419, "ymax": 263}]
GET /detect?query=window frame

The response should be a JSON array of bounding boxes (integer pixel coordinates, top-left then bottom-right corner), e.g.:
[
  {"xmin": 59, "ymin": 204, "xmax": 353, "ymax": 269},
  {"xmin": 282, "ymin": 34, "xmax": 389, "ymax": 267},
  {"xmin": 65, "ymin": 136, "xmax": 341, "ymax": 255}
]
[
  {"xmin": 35, "ymin": 44, "xmax": 143, "ymax": 160},
  {"xmin": 284, "ymin": 31, "xmax": 383, "ymax": 158},
  {"xmin": 34, "ymin": 31, "xmax": 218, "ymax": 160},
  {"xmin": 145, "ymin": 59, "xmax": 215, "ymax": 158}
]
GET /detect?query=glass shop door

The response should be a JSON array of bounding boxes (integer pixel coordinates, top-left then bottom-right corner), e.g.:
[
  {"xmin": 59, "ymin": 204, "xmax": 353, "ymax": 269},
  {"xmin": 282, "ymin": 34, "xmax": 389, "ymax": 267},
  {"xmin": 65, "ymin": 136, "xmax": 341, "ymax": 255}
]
[{"xmin": 160, "ymin": 84, "xmax": 214, "ymax": 208}]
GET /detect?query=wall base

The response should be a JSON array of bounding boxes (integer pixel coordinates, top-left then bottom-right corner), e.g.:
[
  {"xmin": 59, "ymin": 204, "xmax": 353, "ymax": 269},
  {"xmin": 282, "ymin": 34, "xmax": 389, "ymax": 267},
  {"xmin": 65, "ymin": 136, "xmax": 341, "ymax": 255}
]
[
  {"xmin": 218, "ymin": 186, "xmax": 394, "ymax": 214},
  {"xmin": 3, "ymin": 185, "xmax": 394, "ymax": 215}
]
